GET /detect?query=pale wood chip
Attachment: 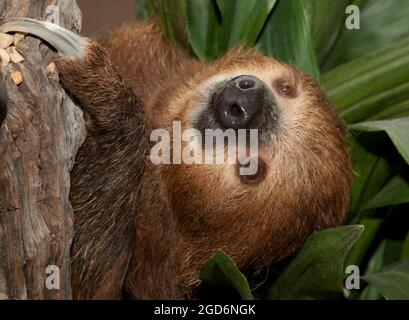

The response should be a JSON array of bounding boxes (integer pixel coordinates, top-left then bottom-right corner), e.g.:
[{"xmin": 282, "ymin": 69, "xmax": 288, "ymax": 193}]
[
  {"xmin": 7, "ymin": 46, "xmax": 25, "ymax": 63},
  {"xmin": 11, "ymin": 70, "xmax": 23, "ymax": 85},
  {"xmin": 0, "ymin": 48, "xmax": 10, "ymax": 67},
  {"xmin": 0, "ymin": 33, "xmax": 14, "ymax": 49},
  {"xmin": 13, "ymin": 32, "xmax": 25, "ymax": 46}
]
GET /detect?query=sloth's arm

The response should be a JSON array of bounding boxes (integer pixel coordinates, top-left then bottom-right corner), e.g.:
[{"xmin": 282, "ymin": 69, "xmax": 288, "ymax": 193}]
[
  {"xmin": 58, "ymin": 43, "xmax": 146, "ymax": 300},
  {"xmin": 55, "ymin": 42, "xmax": 145, "ymax": 133},
  {"xmin": 1, "ymin": 18, "xmax": 146, "ymax": 299}
]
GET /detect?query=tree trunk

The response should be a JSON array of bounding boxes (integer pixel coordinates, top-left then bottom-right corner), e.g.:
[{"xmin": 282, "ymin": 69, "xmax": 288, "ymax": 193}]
[{"xmin": 0, "ymin": 0, "xmax": 85, "ymax": 299}]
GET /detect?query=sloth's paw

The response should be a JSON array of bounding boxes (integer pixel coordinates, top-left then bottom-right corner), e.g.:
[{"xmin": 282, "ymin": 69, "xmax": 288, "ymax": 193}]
[{"xmin": 53, "ymin": 42, "xmax": 122, "ymax": 108}]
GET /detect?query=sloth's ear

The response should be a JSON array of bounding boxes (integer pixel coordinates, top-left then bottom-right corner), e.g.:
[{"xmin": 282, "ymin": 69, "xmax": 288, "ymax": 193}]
[
  {"xmin": 0, "ymin": 18, "xmax": 87, "ymax": 60},
  {"xmin": 0, "ymin": 74, "xmax": 7, "ymax": 127}
]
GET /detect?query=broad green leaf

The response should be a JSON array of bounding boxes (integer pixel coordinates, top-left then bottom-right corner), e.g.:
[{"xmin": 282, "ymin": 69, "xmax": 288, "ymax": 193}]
[
  {"xmin": 365, "ymin": 175, "xmax": 409, "ymax": 209},
  {"xmin": 216, "ymin": 0, "xmax": 226, "ymax": 17},
  {"xmin": 305, "ymin": 0, "xmax": 350, "ymax": 65},
  {"xmin": 267, "ymin": 225, "xmax": 363, "ymax": 299},
  {"xmin": 217, "ymin": 0, "xmax": 277, "ymax": 53},
  {"xmin": 359, "ymin": 283, "xmax": 379, "ymax": 300},
  {"xmin": 149, "ymin": 0, "xmax": 189, "ymax": 48},
  {"xmin": 346, "ymin": 218, "xmax": 382, "ymax": 267},
  {"xmin": 323, "ymin": 0, "xmax": 409, "ymax": 71},
  {"xmin": 199, "ymin": 251, "xmax": 253, "ymax": 300},
  {"xmin": 321, "ymin": 38, "xmax": 409, "ymax": 124},
  {"xmin": 369, "ymin": 100, "xmax": 409, "ymax": 121},
  {"xmin": 350, "ymin": 0, "xmax": 368, "ymax": 8},
  {"xmin": 350, "ymin": 117, "xmax": 409, "ymax": 165},
  {"xmin": 360, "ymin": 240, "xmax": 403, "ymax": 300},
  {"xmin": 362, "ymin": 258, "xmax": 409, "ymax": 300},
  {"xmin": 367, "ymin": 240, "xmax": 403, "ymax": 276},
  {"xmin": 402, "ymin": 232, "xmax": 409, "ymax": 260},
  {"xmin": 259, "ymin": 0, "xmax": 320, "ymax": 79},
  {"xmin": 187, "ymin": 0, "xmax": 221, "ymax": 60},
  {"xmin": 348, "ymin": 135, "xmax": 393, "ymax": 222}
]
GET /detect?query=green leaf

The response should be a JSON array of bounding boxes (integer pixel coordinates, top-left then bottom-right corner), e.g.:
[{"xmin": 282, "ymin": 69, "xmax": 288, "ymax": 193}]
[
  {"xmin": 362, "ymin": 258, "xmax": 409, "ymax": 300},
  {"xmin": 402, "ymin": 232, "xmax": 409, "ymax": 260},
  {"xmin": 321, "ymin": 38, "xmax": 409, "ymax": 124},
  {"xmin": 150, "ymin": 0, "xmax": 189, "ymax": 48},
  {"xmin": 266, "ymin": 225, "xmax": 363, "ymax": 299},
  {"xmin": 367, "ymin": 240, "xmax": 403, "ymax": 274},
  {"xmin": 199, "ymin": 251, "xmax": 253, "ymax": 300},
  {"xmin": 323, "ymin": 0, "xmax": 409, "ymax": 70},
  {"xmin": 217, "ymin": 0, "xmax": 277, "ymax": 53},
  {"xmin": 365, "ymin": 175, "xmax": 409, "ymax": 209},
  {"xmin": 305, "ymin": 0, "xmax": 350, "ymax": 65},
  {"xmin": 348, "ymin": 135, "xmax": 393, "ymax": 222},
  {"xmin": 350, "ymin": 117, "xmax": 409, "ymax": 165},
  {"xmin": 360, "ymin": 240, "xmax": 404, "ymax": 300},
  {"xmin": 346, "ymin": 218, "xmax": 382, "ymax": 267},
  {"xmin": 351, "ymin": 0, "xmax": 369, "ymax": 8},
  {"xmin": 187, "ymin": 0, "xmax": 221, "ymax": 60},
  {"xmin": 259, "ymin": 0, "xmax": 320, "ymax": 79},
  {"xmin": 216, "ymin": 0, "xmax": 226, "ymax": 17},
  {"xmin": 369, "ymin": 100, "xmax": 409, "ymax": 121}
]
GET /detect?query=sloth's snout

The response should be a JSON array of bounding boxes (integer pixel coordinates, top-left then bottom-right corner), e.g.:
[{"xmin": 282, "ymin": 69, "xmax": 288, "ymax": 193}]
[{"xmin": 212, "ymin": 75, "xmax": 266, "ymax": 129}]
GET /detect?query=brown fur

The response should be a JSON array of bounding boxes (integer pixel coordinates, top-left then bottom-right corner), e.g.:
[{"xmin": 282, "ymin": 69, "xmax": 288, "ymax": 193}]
[
  {"xmin": 58, "ymin": 20, "xmax": 352, "ymax": 299},
  {"xmin": 56, "ymin": 44, "xmax": 146, "ymax": 299}
]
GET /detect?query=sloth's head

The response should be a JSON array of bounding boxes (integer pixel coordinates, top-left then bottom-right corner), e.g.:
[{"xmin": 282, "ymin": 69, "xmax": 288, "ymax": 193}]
[{"xmin": 146, "ymin": 49, "xmax": 352, "ymax": 273}]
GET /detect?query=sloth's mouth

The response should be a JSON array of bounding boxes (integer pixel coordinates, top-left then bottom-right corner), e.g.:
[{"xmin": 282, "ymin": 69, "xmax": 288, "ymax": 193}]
[
  {"xmin": 237, "ymin": 156, "xmax": 267, "ymax": 185},
  {"xmin": 235, "ymin": 144, "xmax": 269, "ymax": 185}
]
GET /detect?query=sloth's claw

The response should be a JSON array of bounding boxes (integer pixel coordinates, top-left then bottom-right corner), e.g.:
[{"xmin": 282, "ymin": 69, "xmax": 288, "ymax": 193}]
[{"xmin": 0, "ymin": 17, "xmax": 87, "ymax": 60}]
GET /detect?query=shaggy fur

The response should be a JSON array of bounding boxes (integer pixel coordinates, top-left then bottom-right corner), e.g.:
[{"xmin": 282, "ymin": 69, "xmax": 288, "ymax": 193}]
[
  {"xmin": 56, "ymin": 44, "xmax": 146, "ymax": 299},
  {"xmin": 56, "ymin": 21, "xmax": 352, "ymax": 299}
]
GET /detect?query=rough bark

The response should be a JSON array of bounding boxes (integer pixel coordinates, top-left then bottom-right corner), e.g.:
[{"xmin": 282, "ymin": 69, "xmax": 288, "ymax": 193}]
[{"xmin": 0, "ymin": 0, "xmax": 85, "ymax": 299}]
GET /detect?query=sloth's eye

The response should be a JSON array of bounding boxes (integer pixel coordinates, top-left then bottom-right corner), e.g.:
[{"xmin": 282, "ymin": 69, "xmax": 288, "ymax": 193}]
[{"xmin": 274, "ymin": 79, "xmax": 297, "ymax": 98}]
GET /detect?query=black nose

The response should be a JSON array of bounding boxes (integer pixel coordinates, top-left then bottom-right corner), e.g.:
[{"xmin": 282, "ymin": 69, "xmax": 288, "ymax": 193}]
[{"xmin": 212, "ymin": 75, "xmax": 265, "ymax": 129}]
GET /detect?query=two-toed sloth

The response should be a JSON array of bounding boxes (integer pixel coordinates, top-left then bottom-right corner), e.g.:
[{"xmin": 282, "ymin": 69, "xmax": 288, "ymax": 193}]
[{"xmin": 1, "ymin": 18, "xmax": 352, "ymax": 300}]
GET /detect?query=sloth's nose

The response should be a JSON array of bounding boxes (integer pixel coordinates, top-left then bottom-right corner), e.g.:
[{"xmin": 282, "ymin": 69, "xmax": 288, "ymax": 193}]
[{"xmin": 212, "ymin": 75, "xmax": 265, "ymax": 129}]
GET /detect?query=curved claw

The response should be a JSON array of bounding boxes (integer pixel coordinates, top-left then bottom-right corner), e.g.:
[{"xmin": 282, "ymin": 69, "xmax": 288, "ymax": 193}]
[{"xmin": 0, "ymin": 17, "xmax": 87, "ymax": 60}]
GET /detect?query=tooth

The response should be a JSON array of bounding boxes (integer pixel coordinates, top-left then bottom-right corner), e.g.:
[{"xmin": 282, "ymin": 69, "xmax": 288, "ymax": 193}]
[{"xmin": 0, "ymin": 18, "xmax": 88, "ymax": 60}]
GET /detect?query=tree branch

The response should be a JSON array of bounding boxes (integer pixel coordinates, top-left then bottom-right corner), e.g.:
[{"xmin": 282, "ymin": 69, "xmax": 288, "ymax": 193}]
[{"xmin": 0, "ymin": 0, "xmax": 84, "ymax": 299}]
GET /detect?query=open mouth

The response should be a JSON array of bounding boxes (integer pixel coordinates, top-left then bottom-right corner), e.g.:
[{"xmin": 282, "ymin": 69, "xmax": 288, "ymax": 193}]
[{"xmin": 237, "ymin": 155, "xmax": 267, "ymax": 185}]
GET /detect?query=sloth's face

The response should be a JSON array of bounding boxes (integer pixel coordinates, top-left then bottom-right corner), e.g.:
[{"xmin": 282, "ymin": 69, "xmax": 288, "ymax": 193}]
[{"xmin": 149, "ymin": 52, "xmax": 351, "ymax": 267}]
